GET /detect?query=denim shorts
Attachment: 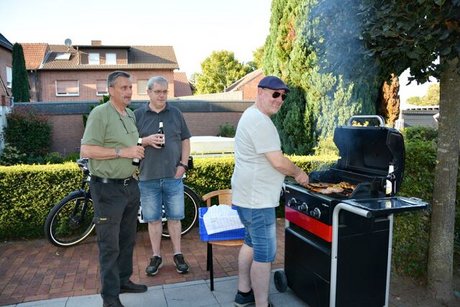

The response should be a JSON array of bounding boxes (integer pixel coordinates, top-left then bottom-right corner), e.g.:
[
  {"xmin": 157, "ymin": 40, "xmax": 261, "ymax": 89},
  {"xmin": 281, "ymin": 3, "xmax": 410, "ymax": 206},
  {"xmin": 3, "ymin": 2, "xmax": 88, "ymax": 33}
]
[
  {"xmin": 236, "ymin": 206, "xmax": 277, "ymax": 263},
  {"xmin": 138, "ymin": 178, "xmax": 184, "ymax": 222}
]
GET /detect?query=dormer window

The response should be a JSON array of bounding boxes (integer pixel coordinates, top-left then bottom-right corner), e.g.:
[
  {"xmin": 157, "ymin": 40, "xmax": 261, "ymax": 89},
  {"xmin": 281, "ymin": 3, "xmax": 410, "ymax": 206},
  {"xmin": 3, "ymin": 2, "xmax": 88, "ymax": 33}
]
[
  {"xmin": 55, "ymin": 53, "xmax": 71, "ymax": 60},
  {"xmin": 88, "ymin": 53, "xmax": 100, "ymax": 65},
  {"xmin": 106, "ymin": 53, "xmax": 116, "ymax": 64}
]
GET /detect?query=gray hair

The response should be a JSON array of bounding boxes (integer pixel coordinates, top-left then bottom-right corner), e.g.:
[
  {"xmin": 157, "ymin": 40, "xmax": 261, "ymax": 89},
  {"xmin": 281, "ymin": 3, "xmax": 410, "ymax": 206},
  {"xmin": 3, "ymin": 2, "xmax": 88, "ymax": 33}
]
[
  {"xmin": 147, "ymin": 76, "xmax": 168, "ymax": 90},
  {"xmin": 107, "ymin": 70, "xmax": 131, "ymax": 88}
]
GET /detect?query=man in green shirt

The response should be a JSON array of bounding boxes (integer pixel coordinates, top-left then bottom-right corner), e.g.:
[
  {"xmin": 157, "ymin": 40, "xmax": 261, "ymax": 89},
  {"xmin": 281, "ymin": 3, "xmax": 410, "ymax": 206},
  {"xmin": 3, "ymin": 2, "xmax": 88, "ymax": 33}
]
[{"xmin": 80, "ymin": 71, "xmax": 146, "ymax": 307}]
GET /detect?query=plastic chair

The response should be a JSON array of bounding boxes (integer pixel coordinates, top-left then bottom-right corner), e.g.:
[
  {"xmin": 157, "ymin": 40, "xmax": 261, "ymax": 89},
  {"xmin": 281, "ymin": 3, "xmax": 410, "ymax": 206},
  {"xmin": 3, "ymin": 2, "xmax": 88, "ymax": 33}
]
[{"xmin": 201, "ymin": 189, "xmax": 244, "ymax": 291}]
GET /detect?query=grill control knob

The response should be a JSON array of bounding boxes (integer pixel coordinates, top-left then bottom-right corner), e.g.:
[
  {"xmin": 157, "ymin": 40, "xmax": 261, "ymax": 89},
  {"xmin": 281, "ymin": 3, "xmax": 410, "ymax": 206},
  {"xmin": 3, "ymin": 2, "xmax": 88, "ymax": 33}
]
[
  {"xmin": 311, "ymin": 207, "xmax": 322, "ymax": 218},
  {"xmin": 287, "ymin": 198, "xmax": 297, "ymax": 207},
  {"xmin": 298, "ymin": 202, "xmax": 308, "ymax": 212}
]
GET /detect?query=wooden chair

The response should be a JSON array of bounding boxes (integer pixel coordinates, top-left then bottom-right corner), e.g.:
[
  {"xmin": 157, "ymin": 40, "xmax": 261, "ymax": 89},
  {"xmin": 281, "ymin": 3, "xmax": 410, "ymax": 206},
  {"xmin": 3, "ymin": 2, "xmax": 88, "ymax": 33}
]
[{"xmin": 201, "ymin": 189, "xmax": 244, "ymax": 291}]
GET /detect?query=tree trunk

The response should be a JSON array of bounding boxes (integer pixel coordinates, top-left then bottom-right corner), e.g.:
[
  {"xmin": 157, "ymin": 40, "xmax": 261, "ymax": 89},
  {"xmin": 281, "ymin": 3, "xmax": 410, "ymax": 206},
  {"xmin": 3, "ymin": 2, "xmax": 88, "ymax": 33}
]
[{"xmin": 427, "ymin": 57, "xmax": 460, "ymax": 303}]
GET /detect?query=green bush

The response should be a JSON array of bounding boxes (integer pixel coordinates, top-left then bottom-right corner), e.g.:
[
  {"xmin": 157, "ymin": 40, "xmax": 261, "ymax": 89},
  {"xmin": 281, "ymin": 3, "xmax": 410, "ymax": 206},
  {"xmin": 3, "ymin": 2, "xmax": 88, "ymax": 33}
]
[
  {"xmin": 0, "ymin": 162, "xmax": 81, "ymax": 239},
  {"xmin": 313, "ymin": 135, "xmax": 339, "ymax": 156},
  {"xmin": 393, "ymin": 126, "xmax": 460, "ymax": 278},
  {"xmin": 403, "ymin": 126, "xmax": 438, "ymax": 142},
  {"xmin": 217, "ymin": 122, "xmax": 236, "ymax": 137},
  {"xmin": 1, "ymin": 110, "xmax": 52, "ymax": 165}
]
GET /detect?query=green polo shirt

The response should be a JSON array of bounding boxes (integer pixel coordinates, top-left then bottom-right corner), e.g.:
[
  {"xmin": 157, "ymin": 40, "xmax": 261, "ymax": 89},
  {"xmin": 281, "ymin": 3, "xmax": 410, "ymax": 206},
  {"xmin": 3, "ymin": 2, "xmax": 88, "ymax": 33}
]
[{"xmin": 81, "ymin": 102, "xmax": 139, "ymax": 179}]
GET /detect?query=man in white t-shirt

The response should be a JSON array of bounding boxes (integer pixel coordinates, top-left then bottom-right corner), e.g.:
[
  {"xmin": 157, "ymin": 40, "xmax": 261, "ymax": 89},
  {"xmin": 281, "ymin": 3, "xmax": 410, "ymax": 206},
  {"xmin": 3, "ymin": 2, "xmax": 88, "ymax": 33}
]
[{"xmin": 231, "ymin": 76, "xmax": 309, "ymax": 307}]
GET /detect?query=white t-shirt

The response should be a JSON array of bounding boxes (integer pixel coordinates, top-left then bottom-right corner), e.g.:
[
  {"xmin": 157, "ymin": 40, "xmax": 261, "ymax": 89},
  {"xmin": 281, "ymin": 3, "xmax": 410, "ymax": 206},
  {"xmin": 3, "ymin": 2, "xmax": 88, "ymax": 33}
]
[{"xmin": 231, "ymin": 105, "xmax": 285, "ymax": 208}]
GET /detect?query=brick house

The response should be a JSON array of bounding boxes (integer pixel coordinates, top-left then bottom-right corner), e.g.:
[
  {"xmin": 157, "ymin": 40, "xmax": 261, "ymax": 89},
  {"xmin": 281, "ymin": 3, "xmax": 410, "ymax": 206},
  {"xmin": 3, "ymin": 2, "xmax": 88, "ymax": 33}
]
[
  {"xmin": 0, "ymin": 33, "xmax": 13, "ymax": 106},
  {"xmin": 0, "ymin": 34, "xmax": 13, "ymax": 153},
  {"xmin": 21, "ymin": 40, "xmax": 192, "ymax": 102},
  {"xmin": 225, "ymin": 68, "xmax": 264, "ymax": 100}
]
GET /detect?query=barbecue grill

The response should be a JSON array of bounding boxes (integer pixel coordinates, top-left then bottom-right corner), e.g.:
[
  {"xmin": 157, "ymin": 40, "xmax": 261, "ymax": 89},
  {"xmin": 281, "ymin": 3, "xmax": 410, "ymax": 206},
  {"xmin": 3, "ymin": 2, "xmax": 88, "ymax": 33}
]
[{"xmin": 275, "ymin": 115, "xmax": 428, "ymax": 307}]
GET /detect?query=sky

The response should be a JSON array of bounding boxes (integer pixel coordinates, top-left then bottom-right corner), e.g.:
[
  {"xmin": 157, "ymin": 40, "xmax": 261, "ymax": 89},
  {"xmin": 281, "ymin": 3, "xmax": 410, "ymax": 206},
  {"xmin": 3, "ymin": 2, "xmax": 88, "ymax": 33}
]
[
  {"xmin": 1, "ymin": 0, "xmax": 272, "ymax": 77},
  {"xmin": 1, "ymin": 0, "xmax": 435, "ymax": 106}
]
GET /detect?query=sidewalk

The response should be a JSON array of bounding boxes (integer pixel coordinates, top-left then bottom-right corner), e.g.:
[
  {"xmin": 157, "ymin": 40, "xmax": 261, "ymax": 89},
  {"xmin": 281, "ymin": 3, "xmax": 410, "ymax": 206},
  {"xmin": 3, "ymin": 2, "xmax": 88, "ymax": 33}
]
[{"xmin": 2, "ymin": 273, "xmax": 306, "ymax": 307}]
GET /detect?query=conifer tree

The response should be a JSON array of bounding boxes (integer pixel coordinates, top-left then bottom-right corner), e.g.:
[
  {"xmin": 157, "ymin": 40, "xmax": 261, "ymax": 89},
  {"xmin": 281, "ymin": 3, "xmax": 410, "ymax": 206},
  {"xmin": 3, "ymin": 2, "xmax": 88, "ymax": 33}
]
[{"xmin": 11, "ymin": 43, "xmax": 30, "ymax": 102}]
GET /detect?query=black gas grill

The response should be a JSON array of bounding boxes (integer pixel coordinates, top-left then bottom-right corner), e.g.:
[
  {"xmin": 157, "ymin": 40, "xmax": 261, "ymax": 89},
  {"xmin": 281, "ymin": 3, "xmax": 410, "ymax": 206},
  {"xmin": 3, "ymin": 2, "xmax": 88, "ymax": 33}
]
[{"xmin": 275, "ymin": 115, "xmax": 428, "ymax": 307}]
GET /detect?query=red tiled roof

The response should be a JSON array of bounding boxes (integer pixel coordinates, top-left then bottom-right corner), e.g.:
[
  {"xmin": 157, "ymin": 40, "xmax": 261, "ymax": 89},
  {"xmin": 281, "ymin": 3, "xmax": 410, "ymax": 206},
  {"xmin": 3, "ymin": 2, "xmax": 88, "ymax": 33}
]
[
  {"xmin": 21, "ymin": 43, "xmax": 48, "ymax": 70},
  {"xmin": 22, "ymin": 43, "xmax": 179, "ymax": 70},
  {"xmin": 174, "ymin": 72, "xmax": 192, "ymax": 97}
]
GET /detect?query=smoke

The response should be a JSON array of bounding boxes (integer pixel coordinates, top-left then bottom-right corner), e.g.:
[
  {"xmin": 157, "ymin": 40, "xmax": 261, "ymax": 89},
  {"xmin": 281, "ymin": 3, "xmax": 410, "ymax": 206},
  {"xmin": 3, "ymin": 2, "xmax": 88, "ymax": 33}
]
[
  {"xmin": 306, "ymin": 0, "xmax": 378, "ymax": 81},
  {"xmin": 303, "ymin": 0, "xmax": 381, "ymax": 135}
]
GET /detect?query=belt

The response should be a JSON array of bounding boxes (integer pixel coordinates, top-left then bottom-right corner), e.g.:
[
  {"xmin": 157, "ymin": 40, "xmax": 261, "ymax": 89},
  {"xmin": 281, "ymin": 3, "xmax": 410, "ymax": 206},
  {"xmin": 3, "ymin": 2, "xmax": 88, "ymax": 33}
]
[{"xmin": 91, "ymin": 175, "xmax": 134, "ymax": 186}]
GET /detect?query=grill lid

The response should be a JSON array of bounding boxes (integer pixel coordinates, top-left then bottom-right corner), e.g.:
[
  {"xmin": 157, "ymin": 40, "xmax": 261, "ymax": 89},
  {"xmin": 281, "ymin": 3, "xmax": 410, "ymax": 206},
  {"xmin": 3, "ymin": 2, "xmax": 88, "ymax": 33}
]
[{"xmin": 332, "ymin": 115, "xmax": 405, "ymax": 192}]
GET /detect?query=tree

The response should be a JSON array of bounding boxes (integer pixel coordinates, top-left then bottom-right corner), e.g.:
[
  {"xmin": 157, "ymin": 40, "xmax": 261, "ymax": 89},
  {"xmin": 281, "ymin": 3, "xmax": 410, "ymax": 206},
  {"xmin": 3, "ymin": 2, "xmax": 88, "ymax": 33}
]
[
  {"xmin": 362, "ymin": 0, "xmax": 460, "ymax": 303},
  {"xmin": 264, "ymin": 0, "xmax": 383, "ymax": 154},
  {"xmin": 194, "ymin": 51, "xmax": 253, "ymax": 94},
  {"xmin": 407, "ymin": 83, "xmax": 440, "ymax": 106},
  {"xmin": 252, "ymin": 46, "xmax": 265, "ymax": 69},
  {"xmin": 11, "ymin": 43, "xmax": 30, "ymax": 102}
]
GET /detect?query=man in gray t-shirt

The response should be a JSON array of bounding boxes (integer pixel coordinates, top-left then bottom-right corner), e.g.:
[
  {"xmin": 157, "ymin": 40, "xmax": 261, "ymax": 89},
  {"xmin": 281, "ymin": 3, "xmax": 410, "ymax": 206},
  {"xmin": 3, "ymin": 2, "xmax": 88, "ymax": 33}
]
[{"xmin": 134, "ymin": 76, "xmax": 191, "ymax": 277}]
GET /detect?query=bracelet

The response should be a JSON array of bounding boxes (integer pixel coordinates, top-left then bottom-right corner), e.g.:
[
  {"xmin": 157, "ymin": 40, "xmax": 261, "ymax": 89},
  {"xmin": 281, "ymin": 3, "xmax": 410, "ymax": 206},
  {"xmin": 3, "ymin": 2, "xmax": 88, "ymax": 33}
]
[{"xmin": 178, "ymin": 162, "xmax": 189, "ymax": 171}]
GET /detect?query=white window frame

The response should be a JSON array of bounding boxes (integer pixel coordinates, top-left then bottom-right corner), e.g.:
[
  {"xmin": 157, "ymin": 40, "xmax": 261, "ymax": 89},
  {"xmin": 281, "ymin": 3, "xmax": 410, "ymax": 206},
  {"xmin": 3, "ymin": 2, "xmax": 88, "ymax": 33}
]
[
  {"xmin": 96, "ymin": 79, "xmax": 108, "ymax": 96},
  {"xmin": 88, "ymin": 53, "xmax": 100, "ymax": 65},
  {"xmin": 55, "ymin": 80, "xmax": 79, "ymax": 96},
  {"xmin": 6, "ymin": 66, "xmax": 12, "ymax": 88},
  {"xmin": 106, "ymin": 53, "xmax": 116, "ymax": 65}
]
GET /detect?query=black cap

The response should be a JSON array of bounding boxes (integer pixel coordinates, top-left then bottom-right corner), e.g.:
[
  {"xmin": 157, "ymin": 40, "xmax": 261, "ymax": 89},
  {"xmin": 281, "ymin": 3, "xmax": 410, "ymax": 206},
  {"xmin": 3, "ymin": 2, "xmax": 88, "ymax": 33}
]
[{"xmin": 258, "ymin": 76, "xmax": 290, "ymax": 92}]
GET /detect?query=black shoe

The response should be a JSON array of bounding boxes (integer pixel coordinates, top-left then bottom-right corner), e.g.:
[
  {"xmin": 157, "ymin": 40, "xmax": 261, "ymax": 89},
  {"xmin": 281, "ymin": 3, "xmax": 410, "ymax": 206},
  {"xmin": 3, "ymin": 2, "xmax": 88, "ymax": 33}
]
[
  {"xmin": 103, "ymin": 296, "xmax": 124, "ymax": 307},
  {"xmin": 146, "ymin": 255, "xmax": 163, "ymax": 276},
  {"xmin": 120, "ymin": 280, "xmax": 147, "ymax": 293},
  {"xmin": 173, "ymin": 253, "xmax": 189, "ymax": 274},
  {"xmin": 234, "ymin": 289, "xmax": 255, "ymax": 307}
]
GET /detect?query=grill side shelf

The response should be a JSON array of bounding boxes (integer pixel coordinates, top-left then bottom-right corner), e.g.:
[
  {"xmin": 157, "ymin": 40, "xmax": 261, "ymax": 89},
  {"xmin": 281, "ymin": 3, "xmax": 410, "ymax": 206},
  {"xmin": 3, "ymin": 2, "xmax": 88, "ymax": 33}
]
[{"xmin": 342, "ymin": 197, "xmax": 429, "ymax": 218}]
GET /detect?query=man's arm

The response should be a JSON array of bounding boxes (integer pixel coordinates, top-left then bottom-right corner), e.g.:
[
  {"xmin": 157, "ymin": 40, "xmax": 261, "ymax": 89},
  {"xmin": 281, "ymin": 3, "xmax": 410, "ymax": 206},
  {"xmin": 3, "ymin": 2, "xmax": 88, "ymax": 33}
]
[
  {"xmin": 80, "ymin": 144, "xmax": 144, "ymax": 160},
  {"xmin": 265, "ymin": 150, "xmax": 309, "ymax": 185},
  {"xmin": 180, "ymin": 138, "xmax": 191, "ymax": 165}
]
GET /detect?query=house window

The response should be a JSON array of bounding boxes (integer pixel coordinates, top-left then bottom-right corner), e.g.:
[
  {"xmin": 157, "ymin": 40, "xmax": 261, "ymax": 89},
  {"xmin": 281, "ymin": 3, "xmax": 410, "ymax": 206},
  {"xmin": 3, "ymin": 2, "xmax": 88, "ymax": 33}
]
[
  {"xmin": 55, "ymin": 53, "xmax": 71, "ymax": 60},
  {"xmin": 96, "ymin": 80, "xmax": 108, "ymax": 96},
  {"xmin": 137, "ymin": 80, "xmax": 148, "ymax": 95},
  {"xmin": 106, "ymin": 53, "xmax": 116, "ymax": 64},
  {"xmin": 56, "ymin": 80, "xmax": 79, "ymax": 96},
  {"xmin": 6, "ymin": 66, "xmax": 12, "ymax": 88},
  {"xmin": 88, "ymin": 53, "xmax": 100, "ymax": 65}
]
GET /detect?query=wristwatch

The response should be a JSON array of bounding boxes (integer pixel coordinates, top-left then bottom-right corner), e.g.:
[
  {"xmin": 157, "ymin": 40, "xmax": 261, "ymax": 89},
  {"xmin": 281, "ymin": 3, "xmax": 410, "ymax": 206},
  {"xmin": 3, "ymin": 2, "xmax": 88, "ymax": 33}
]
[
  {"xmin": 115, "ymin": 147, "xmax": 121, "ymax": 158},
  {"xmin": 178, "ymin": 161, "xmax": 189, "ymax": 171}
]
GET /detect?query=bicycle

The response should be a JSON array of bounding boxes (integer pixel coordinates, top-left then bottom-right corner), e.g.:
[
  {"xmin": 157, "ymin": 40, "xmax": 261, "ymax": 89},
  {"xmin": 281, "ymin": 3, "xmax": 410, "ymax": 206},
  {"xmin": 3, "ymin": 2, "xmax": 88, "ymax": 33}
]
[{"xmin": 44, "ymin": 158, "xmax": 201, "ymax": 247}]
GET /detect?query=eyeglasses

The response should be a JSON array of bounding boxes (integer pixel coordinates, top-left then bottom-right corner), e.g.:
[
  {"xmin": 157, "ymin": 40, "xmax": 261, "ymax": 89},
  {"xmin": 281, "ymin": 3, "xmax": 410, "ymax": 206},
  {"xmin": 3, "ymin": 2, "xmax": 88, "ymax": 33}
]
[
  {"xmin": 271, "ymin": 91, "xmax": 287, "ymax": 101},
  {"xmin": 261, "ymin": 88, "xmax": 287, "ymax": 101},
  {"xmin": 119, "ymin": 113, "xmax": 136, "ymax": 134},
  {"xmin": 151, "ymin": 90, "xmax": 168, "ymax": 95}
]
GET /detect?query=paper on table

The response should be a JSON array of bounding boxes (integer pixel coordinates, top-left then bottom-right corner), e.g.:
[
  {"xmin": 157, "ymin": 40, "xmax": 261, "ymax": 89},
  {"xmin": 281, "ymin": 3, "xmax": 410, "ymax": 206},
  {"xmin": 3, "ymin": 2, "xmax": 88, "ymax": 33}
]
[{"xmin": 203, "ymin": 205, "xmax": 244, "ymax": 235}]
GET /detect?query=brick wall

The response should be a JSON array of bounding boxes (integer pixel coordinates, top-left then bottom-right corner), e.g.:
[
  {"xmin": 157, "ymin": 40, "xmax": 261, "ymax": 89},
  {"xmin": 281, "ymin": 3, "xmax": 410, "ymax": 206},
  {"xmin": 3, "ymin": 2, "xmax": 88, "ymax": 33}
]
[
  {"xmin": 48, "ymin": 115, "xmax": 85, "ymax": 154},
  {"xmin": 14, "ymin": 100, "xmax": 252, "ymax": 155}
]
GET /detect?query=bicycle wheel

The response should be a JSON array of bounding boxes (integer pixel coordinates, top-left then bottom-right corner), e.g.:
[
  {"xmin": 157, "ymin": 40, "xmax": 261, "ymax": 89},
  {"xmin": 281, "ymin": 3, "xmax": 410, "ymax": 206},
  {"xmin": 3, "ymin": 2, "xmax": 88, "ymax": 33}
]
[
  {"xmin": 44, "ymin": 190, "xmax": 95, "ymax": 247},
  {"xmin": 162, "ymin": 185, "xmax": 200, "ymax": 238}
]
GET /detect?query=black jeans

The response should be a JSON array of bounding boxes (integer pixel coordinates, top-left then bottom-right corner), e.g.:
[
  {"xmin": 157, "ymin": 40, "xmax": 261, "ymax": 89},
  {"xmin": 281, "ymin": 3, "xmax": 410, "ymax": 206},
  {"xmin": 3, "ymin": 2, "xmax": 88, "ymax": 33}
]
[{"xmin": 90, "ymin": 179, "xmax": 140, "ymax": 298}]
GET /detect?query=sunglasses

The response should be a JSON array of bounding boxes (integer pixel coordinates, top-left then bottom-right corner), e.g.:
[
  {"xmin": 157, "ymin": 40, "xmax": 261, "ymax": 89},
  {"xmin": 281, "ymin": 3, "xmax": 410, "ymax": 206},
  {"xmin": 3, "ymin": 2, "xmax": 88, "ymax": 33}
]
[
  {"xmin": 272, "ymin": 91, "xmax": 287, "ymax": 101},
  {"xmin": 261, "ymin": 88, "xmax": 287, "ymax": 101}
]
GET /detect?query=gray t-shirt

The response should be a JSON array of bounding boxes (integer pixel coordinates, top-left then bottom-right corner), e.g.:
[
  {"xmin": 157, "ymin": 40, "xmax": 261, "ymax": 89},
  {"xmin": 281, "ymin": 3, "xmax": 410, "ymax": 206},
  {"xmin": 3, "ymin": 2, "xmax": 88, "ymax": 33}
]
[
  {"xmin": 231, "ymin": 105, "xmax": 285, "ymax": 208},
  {"xmin": 134, "ymin": 102, "xmax": 191, "ymax": 181}
]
